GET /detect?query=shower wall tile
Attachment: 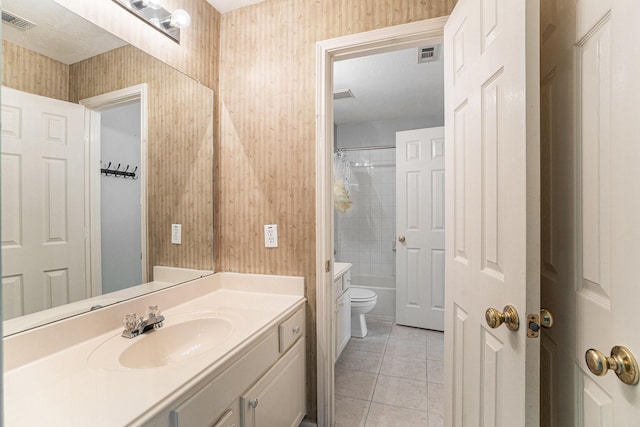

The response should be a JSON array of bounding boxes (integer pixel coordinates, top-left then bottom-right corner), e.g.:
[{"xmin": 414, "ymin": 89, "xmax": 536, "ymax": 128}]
[{"xmin": 336, "ymin": 148, "xmax": 396, "ymax": 278}]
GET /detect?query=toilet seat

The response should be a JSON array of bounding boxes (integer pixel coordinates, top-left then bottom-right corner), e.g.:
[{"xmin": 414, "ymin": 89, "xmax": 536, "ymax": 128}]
[{"xmin": 351, "ymin": 288, "xmax": 377, "ymax": 302}]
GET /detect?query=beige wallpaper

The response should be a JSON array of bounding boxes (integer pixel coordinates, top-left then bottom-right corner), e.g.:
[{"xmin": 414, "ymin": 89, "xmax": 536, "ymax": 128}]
[
  {"xmin": 70, "ymin": 44, "xmax": 214, "ymax": 276},
  {"xmin": 217, "ymin": 0, "xmax": 456, "ymax": 418},
  {"xmin": 53, "ymin": 0, "xmax": 220, "ymax": 92},
  {"xmin": 2, "ymin": 40, "xmax": 70, "ymax": 102}
]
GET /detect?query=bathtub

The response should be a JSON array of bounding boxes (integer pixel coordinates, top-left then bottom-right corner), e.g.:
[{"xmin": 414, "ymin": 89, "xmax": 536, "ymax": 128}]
[{"xmin": 350, "ymin": 274, "xmax": 395, "ymax": 321}]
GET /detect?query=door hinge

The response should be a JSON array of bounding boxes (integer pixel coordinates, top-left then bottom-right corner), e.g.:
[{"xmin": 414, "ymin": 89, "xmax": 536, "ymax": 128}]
[
  {"xmin": 527, "ymin": 314, "xmax": 540, "ymax": 338},
  {"xmin": 325, "ymin": 260, "xmax": 331, "ymax": 273}
]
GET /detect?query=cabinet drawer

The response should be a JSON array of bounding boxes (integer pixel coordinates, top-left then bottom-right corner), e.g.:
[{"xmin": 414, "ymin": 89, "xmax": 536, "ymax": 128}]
[{"xmin": 278, "ymin": 307, "xmax": 305, "ymax": 353}]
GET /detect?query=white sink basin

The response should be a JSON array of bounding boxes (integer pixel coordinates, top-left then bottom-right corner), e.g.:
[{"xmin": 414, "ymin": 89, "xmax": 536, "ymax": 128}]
[{"xmin": 88, "ymin": 311, "xmax": 237, "ymax": 370}]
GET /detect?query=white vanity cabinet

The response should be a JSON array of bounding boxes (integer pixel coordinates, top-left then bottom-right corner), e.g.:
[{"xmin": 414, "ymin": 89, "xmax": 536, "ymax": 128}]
[
  {"xmin": 4, "ymin": 273, "xmax": 307, "ymax": 427},
  {"xmin": 333, "ymin": 263, "xmax": 352, "ymax": 361},
  {"xmin": 155, "ymin": 306, "xmax": 306, "ymax": 427}
]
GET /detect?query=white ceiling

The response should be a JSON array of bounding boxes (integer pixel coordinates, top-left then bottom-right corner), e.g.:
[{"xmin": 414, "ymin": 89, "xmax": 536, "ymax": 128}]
[
  {"xmin": 206, "ymin": 0, "xmax": 265, "ymax": 13},
  {"xmin": 2, "ymin": 0, "xmax": 126, "ymax": 65},
  {"xmin": 333, "ymin": 46, "xmax": 444, "ymax": 125}
]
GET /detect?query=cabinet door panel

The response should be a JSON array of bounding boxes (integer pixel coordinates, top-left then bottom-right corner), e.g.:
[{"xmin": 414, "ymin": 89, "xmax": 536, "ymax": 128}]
[
  {"xmin": 336, "ymin": 289, "xmax": 351, "ymax": 359},
  {"xmin": 241, "ymin": 338, "xmax": 306, "ymax": 427}
]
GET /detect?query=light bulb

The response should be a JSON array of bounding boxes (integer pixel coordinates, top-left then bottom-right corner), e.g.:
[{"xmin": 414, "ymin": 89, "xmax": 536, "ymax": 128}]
[{"xmin": 170, "ymin": 9, "xmax": 191, "ymax": 29}]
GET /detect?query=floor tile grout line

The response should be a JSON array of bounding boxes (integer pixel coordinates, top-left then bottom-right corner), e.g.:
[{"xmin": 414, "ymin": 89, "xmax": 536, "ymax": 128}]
[
  {"xmin": 335, "ymin": 319, "xmax": 445, "ymax": 426},
  {"xmin": 367, "ymin": 400, "xmax": 434, "ymax": 415},
  {"xmin": 363, "ymin": 326, "xmax": 390, "ymax": 427}
]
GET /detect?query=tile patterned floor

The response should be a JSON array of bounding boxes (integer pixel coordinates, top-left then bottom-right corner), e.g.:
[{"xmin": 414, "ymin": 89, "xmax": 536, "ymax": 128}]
[{"xmin": 335, "ymin": 317, "xmax": 444, "ymax": 427}]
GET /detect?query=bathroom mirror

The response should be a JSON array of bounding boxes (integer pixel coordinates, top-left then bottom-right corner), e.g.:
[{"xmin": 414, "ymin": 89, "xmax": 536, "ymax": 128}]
[{"xmin": 1, "ymin": 0, "xmax": 214, "ymax": 336}]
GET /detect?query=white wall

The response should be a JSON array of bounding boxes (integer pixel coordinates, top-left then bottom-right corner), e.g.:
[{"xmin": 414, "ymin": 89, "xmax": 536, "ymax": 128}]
[
  {"xmin": 336, "ymin": 115, "xmax": 443, "ymax": 149},
  {"xmin": 101, "ymin": 101, "xmax": 141, "ymax": 293}
]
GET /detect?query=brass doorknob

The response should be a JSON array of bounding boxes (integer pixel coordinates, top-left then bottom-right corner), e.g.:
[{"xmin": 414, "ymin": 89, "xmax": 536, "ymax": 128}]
[
  {"xmin": 485, "ymin": 305, "xmax": 519, "ymax": 331},
  {"xmin": 585, "ymin": 346, "xmax": 639, "ymax": 385},
  {"xmin": 398, "ymin": 235, "xmax": 406, "ymax": 243}
]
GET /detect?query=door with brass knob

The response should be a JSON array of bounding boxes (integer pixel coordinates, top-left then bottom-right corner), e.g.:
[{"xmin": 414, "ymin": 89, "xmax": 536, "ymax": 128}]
[
  {"xmin": 485, "ymin": 305, "xmax": 520, "ymax": 331},
  {"xmin": 585, "ymin": 346, "xmax": 639, "ymax": 385},
  {"xmin": 395, "ymin": 125, "xmax": 445, "ymax": 332},
  {"xmin": 442, "ymin": 1, "xmax": 542, "ymax": 425}
]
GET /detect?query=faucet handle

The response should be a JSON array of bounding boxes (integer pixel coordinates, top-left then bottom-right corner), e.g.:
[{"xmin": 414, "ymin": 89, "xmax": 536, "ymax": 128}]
[
  {"xmin": 123, "ymin": 313, "xmax": 138, "ymax": 331},
  {"xmin": 147, "ymin": 305, "xmax": 161, "ymax": 319}
]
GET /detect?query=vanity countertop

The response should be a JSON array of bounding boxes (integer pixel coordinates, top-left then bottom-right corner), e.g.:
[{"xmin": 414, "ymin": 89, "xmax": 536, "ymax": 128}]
[
  {"xmin": 3, "ymin": 273, "xmax": 305, "ymax": 426},
  {"xmin": 334, "ymin": 262, "xmax": 352, "ymax": 279}
]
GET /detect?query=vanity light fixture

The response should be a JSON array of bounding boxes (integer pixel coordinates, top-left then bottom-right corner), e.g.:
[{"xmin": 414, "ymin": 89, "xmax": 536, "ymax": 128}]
[{"xmin": 112, "ymin": 0, "xmax": 191, "ymax": 43}]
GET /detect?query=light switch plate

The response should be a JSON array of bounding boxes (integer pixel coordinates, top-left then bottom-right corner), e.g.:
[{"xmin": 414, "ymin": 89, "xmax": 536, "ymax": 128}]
[
  {"xmin": 264, "ymin": 224, "xmax": 278, "ymax": 248},
  {"xmin": 171, "ymin": 224, "xmax": 182, "ymax": 244}
]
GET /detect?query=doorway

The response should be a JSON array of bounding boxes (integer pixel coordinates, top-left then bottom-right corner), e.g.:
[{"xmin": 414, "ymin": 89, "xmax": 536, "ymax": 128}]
[
  {"xmin": 332, "ymin": 47, "xmax": 445, "ymax": 328},
  {"xmin": 315, "ymin": 18, "xmax": 448, "ymax": 427},
  {"xmin": 99, "ymin": 101, "xmax": 142, "ymax": 293},
  {"xmin": 80, "ymin": 84, "xmax": 148, "ymax": 297}
]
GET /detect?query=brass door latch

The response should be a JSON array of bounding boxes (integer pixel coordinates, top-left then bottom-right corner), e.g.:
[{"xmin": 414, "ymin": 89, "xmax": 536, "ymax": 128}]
[{"xmin": 527, "ymin": 308, "xmax": 554, "ymax": 338}]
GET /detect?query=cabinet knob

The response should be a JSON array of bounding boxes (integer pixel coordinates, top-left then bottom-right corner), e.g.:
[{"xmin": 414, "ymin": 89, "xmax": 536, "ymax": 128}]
[
  {"xmin": 249, "ymin": 398, "xmax": 259, "ymax": 409},
  {"xmin": 293, "ymin": 326, "xmax": 301, "ymax": 334}
]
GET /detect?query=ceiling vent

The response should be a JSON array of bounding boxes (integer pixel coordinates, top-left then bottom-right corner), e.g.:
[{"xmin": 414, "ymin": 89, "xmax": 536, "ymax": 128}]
[
  {"xmin": 2, "ymin": 10, "xmax": 37, "ymax": 31},
  {"xmin": 333, "ymin": 89, "xmax": 355, "ymax": 100},
  {"xmin": 417, "ymin": 45, "xmax": 439, "ymax": 64}
]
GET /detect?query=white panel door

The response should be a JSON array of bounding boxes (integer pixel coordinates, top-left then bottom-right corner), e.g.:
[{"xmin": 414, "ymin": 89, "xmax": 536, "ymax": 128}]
[
  {"xmin": 395, "ymin": 127, "xmax": 445, "ymax": 331},
  {"xmin": 443, "ymin": 0, "xmax": 540, "ymax": 426},
  {"xmin": 1, "ymin": 86, "xmax": 86, "ymax": 319},
  {"xmin": 574, "ymin": 0, "xmax": 640, "ymax": 424}
]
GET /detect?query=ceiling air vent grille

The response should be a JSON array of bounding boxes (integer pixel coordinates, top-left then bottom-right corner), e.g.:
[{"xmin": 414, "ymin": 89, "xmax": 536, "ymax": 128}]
[
  {"xmin": 2, "ymin": 11, "xmax": 37, "ymax": 31},
  {"xmin": 418, "ymin": 45, "xmax": 439, "ymax": 64}
]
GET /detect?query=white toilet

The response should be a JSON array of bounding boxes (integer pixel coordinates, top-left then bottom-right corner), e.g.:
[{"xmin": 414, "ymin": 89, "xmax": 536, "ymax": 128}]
[{"xmin": 350, "ymin": 287, "xmax": 378, "ymax": 338}]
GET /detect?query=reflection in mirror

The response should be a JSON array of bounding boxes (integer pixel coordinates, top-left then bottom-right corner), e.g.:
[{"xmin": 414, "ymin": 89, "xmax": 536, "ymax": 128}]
[{"xmin": 1, "ymin": 0, "xmax": 214, "ymax": 336}]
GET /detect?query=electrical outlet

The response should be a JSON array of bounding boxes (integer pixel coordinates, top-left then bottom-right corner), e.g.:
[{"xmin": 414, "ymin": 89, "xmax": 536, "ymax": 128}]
[
  {"xmin": 264, "ymin": 224, "xmax": 278, "ymax": 248},
  {"xmin": 171, "ymin": 224, "xmax": 182, "ymax": 244}
]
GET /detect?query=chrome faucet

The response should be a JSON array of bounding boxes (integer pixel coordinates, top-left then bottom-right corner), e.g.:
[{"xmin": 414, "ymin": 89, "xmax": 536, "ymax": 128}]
[{"xmin": 121, "ymin": 306, "xmax": 165, "ymax": 338}]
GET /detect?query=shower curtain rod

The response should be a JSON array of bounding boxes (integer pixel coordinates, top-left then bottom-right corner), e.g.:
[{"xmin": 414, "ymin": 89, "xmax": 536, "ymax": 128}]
[{"xmin": 334, "ymin": 145, "xmax": 395, "ymax": 152}]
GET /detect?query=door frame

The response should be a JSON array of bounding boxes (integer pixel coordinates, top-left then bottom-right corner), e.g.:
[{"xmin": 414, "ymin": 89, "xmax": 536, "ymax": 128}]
[
  {"xmin": 315, "ymin": 17, "xmax": 448, "ymax": 426},
  {"xmin": 79, "ymin": 84, "xmax": 149, "ymax": 297}
]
